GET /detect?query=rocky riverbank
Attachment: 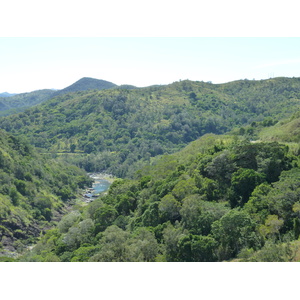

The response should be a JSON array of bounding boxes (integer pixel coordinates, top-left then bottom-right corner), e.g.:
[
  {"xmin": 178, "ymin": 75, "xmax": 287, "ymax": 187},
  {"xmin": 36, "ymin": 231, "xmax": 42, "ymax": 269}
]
[
  {"xmin": 82, "ymin": 173, "xmax": 115, "ymax": 203},
  {"xmin": 89, "ymin": 172, "xmax": 115, "ymax": 183}
]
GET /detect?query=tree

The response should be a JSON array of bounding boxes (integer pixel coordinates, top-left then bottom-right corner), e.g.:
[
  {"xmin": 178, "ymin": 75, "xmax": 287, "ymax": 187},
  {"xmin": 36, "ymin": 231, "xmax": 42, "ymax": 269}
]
[
  {"xmin": 14, "ymin": 179, "xmax": 27, "ymax": 195},
  {"xmin": 58, "ymin": 186, "xmax": 73, "ymax": 201},
  {"xmin": 211, "ymin": 209, "xmax": 259, "ymax": 260},
  {"xmin": 70, "ymin": 144, "xmax": 76, "ymax": 153},
  {"xmin": 292, "ymin": 202, "xmax": 300, "ymax": 239},
  {"xmin": 9, "ymin": 186, "xmax": 20, "ymax": 206},
  {"xmin": 177, "ymin": 234, "xmax": 218, "ymax": 262},
  {"xmin": 199, "ymin": 177, "xmax": 219, "ymax": 202},
  {"xmin": 244, "ymin": 183, "xmax": 271, "ymax": 223},
  {"xmin": 90, "ymin": 225, "xmax": 130, "ymax": 262},
  {"xmin": 62, "ymin": 227, "xmax": 81, "ymax": 250},
  {"xmin": 126, "ymin": 228, "xmax": 159, "ymax": 262},
  {"xmin": 62, "ymin": 219, "xmax": 95, "ymax": 250},
  {"xmin": 94, "ymin": 204, "xmax": 118, "ymax": 233},
  {"xmin": 205, "ymin": 150, "xmax": 236, "ymax": 185},
  {"xmin": 229, "ymin": 168, "xmax": 265, "ymax": 208},
  {"xmin": 33, "ymin": 195, "xmax": 53, "ymax": 221},
  {"xmin": 247, "ymin": 241, "xmax": 295, "ymax": 262},
  {"xmin": 162, "ymin": 222, "xmax": 187, "ymax": 262},
  {"xmin": 258, "ymin": 215, "xmax": 284, "ymax": 241},
  {"xmin": 180, "ymin": 195, "xmax": 202, "ymax": 233},
  {"xmin": 158, "ymin": 194, "xmax": 181, "ymax": 222},
  {"xmin": 141, "ymin": 202, "xmax": 160, "ymax": 227},
  {"xmin": 71, "ymin": 245, "xmax": 100, "ymax": 262},
  {"xmin": 171, "ymin": 178, "xmax": 198, "ymax": 201}
]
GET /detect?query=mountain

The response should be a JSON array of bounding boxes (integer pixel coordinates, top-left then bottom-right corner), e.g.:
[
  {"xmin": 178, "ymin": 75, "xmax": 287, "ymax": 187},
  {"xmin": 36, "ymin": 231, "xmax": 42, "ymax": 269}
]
[
  {"xmin": 1, "ymin": 78, "xmax": 300, "ymax": 177},
  {"xmin": 0, "ymin": 92, "xmax": 17, "ymax": 98},
  {"xmin": 0, "ymin": 129, "xmax": 92, "ymax": 259},
  {"xmin": 0, "ymin": 89, "xmax": 57, "ymax": 117},
  {"xmin": 0, "ymin": 78, "xmax": 118, "ymax": 117},
  {"xmin": 53, "ymin": 77, "xmax": 117, "ymax": 96}
]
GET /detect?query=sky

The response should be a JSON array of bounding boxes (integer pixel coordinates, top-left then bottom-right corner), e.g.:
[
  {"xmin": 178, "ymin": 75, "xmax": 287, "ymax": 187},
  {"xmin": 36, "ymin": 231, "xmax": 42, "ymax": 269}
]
[
  {"xmin": 1, "ymin": 37, "xmax": 300, "ymax": 93},
  {"xmin": 1, "ymin": 1, "xmax": 300, "ymax": 94}
]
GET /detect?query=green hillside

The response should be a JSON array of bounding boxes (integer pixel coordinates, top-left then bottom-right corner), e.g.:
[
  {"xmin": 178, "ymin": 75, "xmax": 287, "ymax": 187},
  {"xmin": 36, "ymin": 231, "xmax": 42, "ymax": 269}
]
[
  {"xmin": 232, "ymin": 108, "xmax": 300, "ymax": 155},
  {"xmin": 19, "ymin": 134, "xmax": 300, "ymax": 262},
  {"xmin": 0, "ymin": 89, "xmax": 56, "ymax": 116},
  {"xmin": 3, "ymin": 77, "xmax": 300, "ymax": 261},
  {"xmin": 0, "ymin": 77, "xmax": 118, "ymax": 117},
  {"xmin": 53, "ymin": 77, "xmax": 117, "ymax": 96},
  {"xmin": 1, "ymin": 78, "xmax": 300, "ymax": 177},
  {"xmin": 257, "ymin": 110, "xmax": 300, "ymax": 143},
  {"xmin": 0, "ymin": 129, "xmax": 92, "ymax": 259}
]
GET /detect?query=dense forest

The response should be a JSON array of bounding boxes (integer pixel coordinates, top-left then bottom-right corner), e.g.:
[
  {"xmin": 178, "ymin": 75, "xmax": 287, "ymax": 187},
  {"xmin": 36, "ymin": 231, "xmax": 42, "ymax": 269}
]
[
  {"xmin": 0, "ymin": 129, "xmax": 92, "ymax": 260},
  {"xmin": 0, "ymin": 77, "xmax": 120, "ymax": 117},
  {"xmin": 17, "ymin": 134, "xmax": 300, "ymax": 261},
  {"xmin": 1, "ymin": 78, "xmax": 300, "ymax": 178},
  {"xmin": 1, "ymin": 77, "xmax": 300, "ymax": 261}
]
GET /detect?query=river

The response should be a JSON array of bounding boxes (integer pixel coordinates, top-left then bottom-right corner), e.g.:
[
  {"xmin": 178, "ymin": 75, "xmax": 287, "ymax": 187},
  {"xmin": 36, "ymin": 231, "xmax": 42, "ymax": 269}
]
[{"xmin": 83, "ymin": 173, "xmax": 113, "ymax": 200}]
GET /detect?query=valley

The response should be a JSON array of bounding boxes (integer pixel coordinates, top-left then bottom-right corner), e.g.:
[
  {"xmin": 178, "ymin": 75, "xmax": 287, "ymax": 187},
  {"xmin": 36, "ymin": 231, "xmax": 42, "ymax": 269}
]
[{"xmin": 1, "ymin": 76, "xmax": 300, "ymax": 261}]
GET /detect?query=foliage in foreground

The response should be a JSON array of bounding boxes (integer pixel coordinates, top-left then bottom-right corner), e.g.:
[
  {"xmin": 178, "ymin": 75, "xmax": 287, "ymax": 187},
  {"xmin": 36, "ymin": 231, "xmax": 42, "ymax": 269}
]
[
  {"xmin": 19, "ymin": 135, "xmax": 300, "ymax": 262},
  {"xmin": 0, "ymin": 130, "xmax": 92, "ymax": 256}
]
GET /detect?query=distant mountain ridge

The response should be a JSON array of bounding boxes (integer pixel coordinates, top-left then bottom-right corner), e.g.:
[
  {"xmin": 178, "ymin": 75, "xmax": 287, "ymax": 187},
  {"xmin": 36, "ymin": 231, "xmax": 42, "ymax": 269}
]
[
  {"xmin": 0, "ymin": 92, "xmax": 17, "ymax": 97},
  {"xmin": 0, "ymin": 89, "xmax": 57, "ymax": 117},
  {"xmin": 0, "ymin": 77, "xmax": 120, "ymax": 116}
]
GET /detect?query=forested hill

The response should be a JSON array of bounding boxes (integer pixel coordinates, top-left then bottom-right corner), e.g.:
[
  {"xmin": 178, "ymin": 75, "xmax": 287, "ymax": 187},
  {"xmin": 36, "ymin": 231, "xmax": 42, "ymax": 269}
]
[
  {"xmin": 1, "ymin": 77, "xmax": 300, "ymax": 177},
  {"xmin": 0, "ymin": 77, "xmax": 119, "ymax": 117},
  {"xmin": 20, "ymin": 134, "xmax": 300, "ymax": 262},
  {"xmin": 53, "ymin": 77, "xmax": 117, "ymax": 96},
  {"xmin": 0, "ymin": 129, "xmax": 92, "ymax": 258},
  {"xmin": 0, "ymin": 89, "xmax": 56, "ymax": 116}
]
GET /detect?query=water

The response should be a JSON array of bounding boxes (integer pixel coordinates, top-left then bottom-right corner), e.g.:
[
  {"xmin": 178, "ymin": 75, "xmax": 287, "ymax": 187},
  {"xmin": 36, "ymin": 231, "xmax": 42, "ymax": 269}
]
[
  {"xmin": 84, "ymin": 173, "xmax": 112, "ymax": 198},
  {"xmin": 92, "ymin": 179, "xmax": 111, "ymax": 194}
]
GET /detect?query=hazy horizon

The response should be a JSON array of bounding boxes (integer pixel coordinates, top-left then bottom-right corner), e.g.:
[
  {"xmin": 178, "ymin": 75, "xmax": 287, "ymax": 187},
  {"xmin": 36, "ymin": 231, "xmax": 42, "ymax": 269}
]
[
  {"xmin": 2, "ymin": 37, "xmax": 300, "ymax": 94},
  {"xmin": 2, "ymin": 74, "xmax": 300, "ymax": 95}
]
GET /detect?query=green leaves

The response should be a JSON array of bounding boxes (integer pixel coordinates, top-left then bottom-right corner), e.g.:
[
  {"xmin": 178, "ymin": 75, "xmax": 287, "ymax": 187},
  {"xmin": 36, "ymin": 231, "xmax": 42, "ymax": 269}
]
[
  {"xmin": 158, "ymin": 194, "xmax": 181, "ymax": 223},
  {"xmin": 14, "ymin": 119, "xmax": 300, "ymax": 262},
  {"xmin": 0, "ymin": 130, "xmax": 92, "ymax": 253},
  {"xmin": 177, "ymin": 234, "xmax": 218, "ymax": 262},
  {"xmin": 229, "ymin": 168, "xmax": 266, "ymax": 208},
  {"xmin": 4, "ymin": 78, "xmax": 300, "ymax": 177},
  {"xmin": 94, "ymin": 204, "xmax": 118, "ymax": 233},
  {"xmin": 211, "ymin": 209, "xmax": 259, "ymax": 260}
]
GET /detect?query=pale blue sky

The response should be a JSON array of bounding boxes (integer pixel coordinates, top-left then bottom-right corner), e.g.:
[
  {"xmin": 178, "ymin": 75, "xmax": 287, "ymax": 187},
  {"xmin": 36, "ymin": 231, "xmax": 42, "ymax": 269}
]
[{"xmin": 2, "ymin": 37, "xmax": 300, "ymax": 93}]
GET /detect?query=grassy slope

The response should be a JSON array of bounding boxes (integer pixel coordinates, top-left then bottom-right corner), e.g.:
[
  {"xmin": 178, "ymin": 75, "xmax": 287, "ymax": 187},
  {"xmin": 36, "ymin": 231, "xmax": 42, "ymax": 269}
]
[
  {"xmin": 0, "ymin": 129, "xmax": 92, "ymax": 257},
  {"xmin": 259, "ymin": 116, "xmax": 300, "ymax": 143}
]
